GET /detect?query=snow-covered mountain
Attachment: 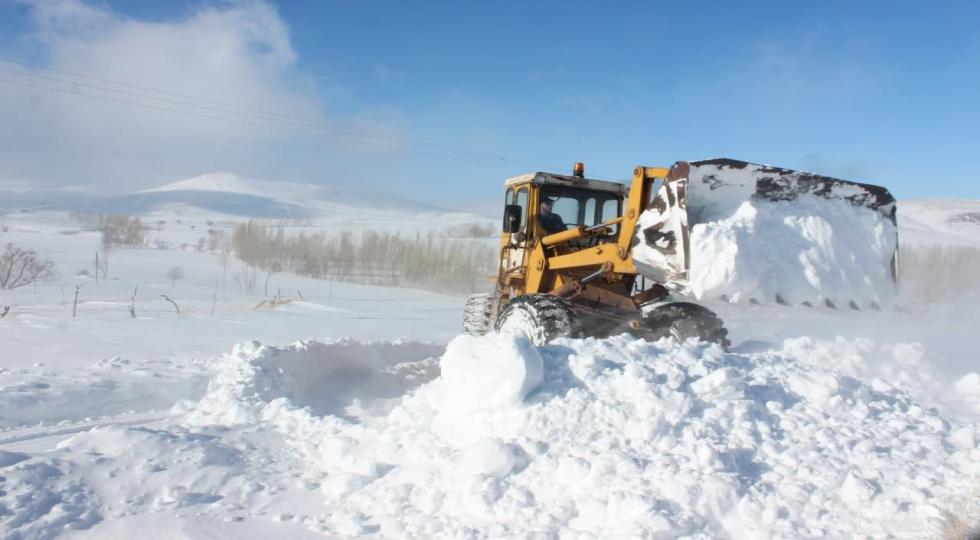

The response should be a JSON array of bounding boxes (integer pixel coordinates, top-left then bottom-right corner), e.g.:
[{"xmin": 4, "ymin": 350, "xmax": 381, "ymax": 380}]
[
  {"xmin": 4, "ymin": 174, "xmax": 977, "ymax": 247},
  {"xmin": 0, "ymin": 172, "xmax": 448, "ymax": 220}
]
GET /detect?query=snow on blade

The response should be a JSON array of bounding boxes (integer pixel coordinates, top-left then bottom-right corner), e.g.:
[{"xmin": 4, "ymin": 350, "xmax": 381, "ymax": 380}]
[
  {"xmin": 180, "ymin": 333, "xmax": 978, "ymax": 538},
  {"xmin": 687, "ymin": 196, "xmax": 897, "ymax": 306},
  {"xmin": 634, "ymin": 160, "xmax": 899, "ymax": 307}
]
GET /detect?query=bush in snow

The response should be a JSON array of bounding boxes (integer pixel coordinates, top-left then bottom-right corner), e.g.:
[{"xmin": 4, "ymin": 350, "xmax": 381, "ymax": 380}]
[
  {"xmin": 0, "ymin": 243, "xmax": 56, "ymax": 289},
  {"xmin": 231, "ymin": 220, "xmax": 496, "ymax": 294},
  {"xmin": 166, "ymin": 266, "xmax": 185, "ymax": 287},
  {"xmin": 98, "ymin": 214, "xmax": 147, "ymax": 248}
]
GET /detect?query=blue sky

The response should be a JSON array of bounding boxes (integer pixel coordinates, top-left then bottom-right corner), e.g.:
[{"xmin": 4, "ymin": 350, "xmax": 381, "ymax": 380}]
[{"xmin": 0, "ymin": 0, "xmax": 978, "ymax": 206}]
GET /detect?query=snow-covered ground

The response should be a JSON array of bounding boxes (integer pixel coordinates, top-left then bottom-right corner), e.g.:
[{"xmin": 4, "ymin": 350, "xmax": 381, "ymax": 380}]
[{"xmin": 1, "ymin": 181, "xmax": 979, "ymax": 538}]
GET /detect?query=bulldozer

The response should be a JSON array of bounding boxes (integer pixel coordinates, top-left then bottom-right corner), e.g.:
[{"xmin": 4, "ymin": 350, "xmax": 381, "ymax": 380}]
[{"xmin": 464, "ymin": 159, "xmax": 898, "ymax": 348}]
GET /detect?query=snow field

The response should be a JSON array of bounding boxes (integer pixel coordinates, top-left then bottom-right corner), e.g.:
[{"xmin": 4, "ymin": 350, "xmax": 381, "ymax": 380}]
[
  {"xmin": 1, "ymin": 198, "xmax": 978, "ymax": 538},
  {"xmin": 180, "ymin": 332, "xmax": 978, "ymax": 538}
]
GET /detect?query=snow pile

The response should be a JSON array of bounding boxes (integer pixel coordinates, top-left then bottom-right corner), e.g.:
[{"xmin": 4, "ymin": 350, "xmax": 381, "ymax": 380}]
[
  {"xmin": 180, "ymin": 338, "xmax": 443, "ymax": 425},
  {"xmin": 184, "ymin": 333, "xmax": 978, "ymax": 538},
  {"xmin": 687, "ymin": 197, "xmax": 897, "ymax": 307}
]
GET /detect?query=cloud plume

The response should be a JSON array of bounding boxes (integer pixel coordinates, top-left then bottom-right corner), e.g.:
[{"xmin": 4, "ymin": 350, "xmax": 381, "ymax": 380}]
[{"xmin": 0, "ymin": 0, "xmax": 406, "ymax": 192}]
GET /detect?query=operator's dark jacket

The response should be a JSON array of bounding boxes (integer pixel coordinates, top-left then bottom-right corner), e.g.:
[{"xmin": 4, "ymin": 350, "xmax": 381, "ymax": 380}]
[{"xmin": 537, "ymin": 213, "xmax": 566, "ymax": 236}]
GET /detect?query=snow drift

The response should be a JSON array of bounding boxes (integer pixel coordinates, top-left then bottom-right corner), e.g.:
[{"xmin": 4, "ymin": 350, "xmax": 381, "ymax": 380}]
[{"xmin": 183, "ymin": 333, "xmax": 978, "ymax": 538}]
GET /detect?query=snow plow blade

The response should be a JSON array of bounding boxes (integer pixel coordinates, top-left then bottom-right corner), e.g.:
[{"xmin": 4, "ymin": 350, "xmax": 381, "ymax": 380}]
[{"xmin": 632, "ymin": 158, "xmax": 898, "ymax": 309}]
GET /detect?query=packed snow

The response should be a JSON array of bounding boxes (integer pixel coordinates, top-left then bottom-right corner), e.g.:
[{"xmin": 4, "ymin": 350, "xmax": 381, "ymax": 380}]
[{"xmin": 1, "ymin": 182, "xmax": 979, "ymax": 538}]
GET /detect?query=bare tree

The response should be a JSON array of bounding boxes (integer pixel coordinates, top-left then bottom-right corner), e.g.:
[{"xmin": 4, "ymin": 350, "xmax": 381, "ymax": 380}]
[
  {"xmin": 98, "ymin": 214, "xmax": 147, "ymax": 278},
  {"xmin": 264, "ymin": 261, "xmax": 281, "ymax": 297},
  {"xmin": 210, "ymin": 229, "xmax": 231, "ymax": 293},
  {"xmin": 0, "ymin": 243, "xmax": 56, "ymax": 289},
  {"xmin": 99, "ymin": 239, "xmax": 112, "ymax": 279},
  {"xmin": 166, "ymin": 266, "xmax": 185, "ymax": 287}
]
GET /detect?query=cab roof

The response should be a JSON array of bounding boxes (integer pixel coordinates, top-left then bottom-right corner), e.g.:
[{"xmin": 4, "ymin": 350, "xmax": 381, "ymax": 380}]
[{"xmin": 503, "ymin": 172, "xmax": 626, "ymax": 195}]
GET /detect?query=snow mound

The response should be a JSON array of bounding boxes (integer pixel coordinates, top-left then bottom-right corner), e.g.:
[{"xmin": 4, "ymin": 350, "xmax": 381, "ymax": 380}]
[
  {"xmin": 440, "ymin": 334, "xmax": 543, "ymax": 414},
  {"xmin": 183, "ymin": 333, "xmax": 979, "ymax": 538},
  {"xmin": 180, "ymin": 338, "xmax": 443, "ymax": 425}
]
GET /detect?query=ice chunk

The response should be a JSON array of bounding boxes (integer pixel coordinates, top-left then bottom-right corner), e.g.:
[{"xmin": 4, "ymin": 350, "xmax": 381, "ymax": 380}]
[{"xmin": 439, "ymin": 333, "xmax": 543, "ymax": 413}]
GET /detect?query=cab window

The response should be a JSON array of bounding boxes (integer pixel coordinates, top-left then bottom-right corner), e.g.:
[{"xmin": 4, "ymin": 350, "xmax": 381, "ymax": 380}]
[
  {"xmin": 583, "ymin": 197, "xmax": 597, "ymax": 225},
  {"xmin": 541, "ymin": 186, "xmax": 620, "ymax": 231},
  {"xmin": 551, "ymin": 197, "xmax": 579, "ymax": 229},
  {"xmin": 515, "ymin": 187, "xmax": 529, "ymax": 231},
  {"xmin": 600, "ymin": 199, "xmax": 619, "ymax": 222}
]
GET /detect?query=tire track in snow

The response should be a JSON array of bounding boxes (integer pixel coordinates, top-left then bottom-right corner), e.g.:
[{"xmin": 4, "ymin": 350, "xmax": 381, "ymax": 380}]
[{"xmin": 0, "ymin": 410, "xmax": 175, "ymax": 449}]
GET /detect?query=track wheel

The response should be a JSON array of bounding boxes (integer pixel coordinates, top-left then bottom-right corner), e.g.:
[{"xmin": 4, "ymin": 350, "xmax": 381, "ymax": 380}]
[
  {"xmin": 644, "ymin": 302, "xmax": 731, "ymax": 349},
  {"xmin": 494, "ymin": 294, "xmax": 578, "ymax": 345},
  {"xmin": 463, "ymin": 293, "xmax": 494, "ymax": 336}
]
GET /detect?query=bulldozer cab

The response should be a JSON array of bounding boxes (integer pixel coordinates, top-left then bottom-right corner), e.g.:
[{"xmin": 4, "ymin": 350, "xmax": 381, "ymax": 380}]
[
  {"xmin": 501, "ymin": 172, "xmax": 625, "ymax": 238},
  {"xmin": 499, "ymin": 171, "xmax": 626, "ymax": 275}
]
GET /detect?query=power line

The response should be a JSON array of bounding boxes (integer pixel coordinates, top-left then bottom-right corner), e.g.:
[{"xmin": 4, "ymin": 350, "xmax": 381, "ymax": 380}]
[
  {"xmin": 0, "ymin": 64, "xmax": 500, "ymax": 160},
  {"xmin": 0, "ymin": 76, "xmax": 527, "ymax": 169},
  {"xmin": 0, "ymin": 57, "xmax": 617, "ymax": 177}
]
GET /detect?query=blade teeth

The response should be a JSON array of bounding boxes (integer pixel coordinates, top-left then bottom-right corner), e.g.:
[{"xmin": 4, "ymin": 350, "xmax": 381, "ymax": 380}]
[
  {"xmin": 824, "ymin": 299, "xmax": 837, "ymax": 309},
  {"xmin": 775, "ymin": 293, "xmax": 788, "ymax": 306},
  {"xmin": 849, "ymin": 300, "xmax": 860, "ymax": 311},
  {"xmin": 869, "ymin": 301, "xmax": 881, "ymax": 311},
  {"xmin": 801, "ymin": 301, "xmax": 813, "ymax": 308}
]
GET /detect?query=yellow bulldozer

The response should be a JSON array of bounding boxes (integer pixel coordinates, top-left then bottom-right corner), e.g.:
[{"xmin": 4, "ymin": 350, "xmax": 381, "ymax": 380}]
[{"xmin": 464, "ymin": 159, "xmax": 899, "ymax": 348}]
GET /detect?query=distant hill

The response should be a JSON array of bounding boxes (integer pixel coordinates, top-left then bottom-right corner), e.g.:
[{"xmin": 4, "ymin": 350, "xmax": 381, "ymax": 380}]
[
  {"xmin": 3, "ymin": 176, "xmax": 976, "ymax": 247},
  {"xmin": 898, "ymin": 199, "xmax": 980, "ymax": 246},
  {"xmin": 0, "ymin": 172, "xmax": 446, "ymax": 219}
]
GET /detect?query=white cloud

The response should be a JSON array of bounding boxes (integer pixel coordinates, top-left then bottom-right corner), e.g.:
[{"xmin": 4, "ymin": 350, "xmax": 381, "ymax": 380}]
[{"xmin": 0, "ymin": 0, "xmax": 408, "ymax": 191}]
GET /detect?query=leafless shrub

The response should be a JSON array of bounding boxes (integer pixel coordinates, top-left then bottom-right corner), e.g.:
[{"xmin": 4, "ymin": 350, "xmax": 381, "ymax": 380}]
[
  {"xmin": 231, "ymin": 221, "xmax": 496, "ymax": 294},
  {"xmin": 94, "ymin": 214, "xmax": 148, "ymax": 278},
  {"xmin": 209, "ymin": 229, "xmax": 232, "ymax": 292},
  {"xmin": 0, "ymin": 243, "xmax": 56, "ymax": 289},
  {"xmin": 233, "ymin": 262, "xmax": 257, "ymax": 294},
  {"xmin": 166, "ymin": 266, "xmax": 185, "ymax": 287},
  {"xmin": 98, "ymin": 214, "xmax": 147, "ymax": 247}
]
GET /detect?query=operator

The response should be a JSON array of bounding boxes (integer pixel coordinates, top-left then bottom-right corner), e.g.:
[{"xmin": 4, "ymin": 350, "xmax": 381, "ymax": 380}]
[{"xmin": 536, "ymin": 197, "xmax": 566, "ymax": 236}]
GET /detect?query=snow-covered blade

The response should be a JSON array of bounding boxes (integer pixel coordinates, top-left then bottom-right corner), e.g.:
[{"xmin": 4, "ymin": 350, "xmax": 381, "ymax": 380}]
[{"xmin": 633, "ymin": 158, "xmax": 899, "ymax": 308}]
